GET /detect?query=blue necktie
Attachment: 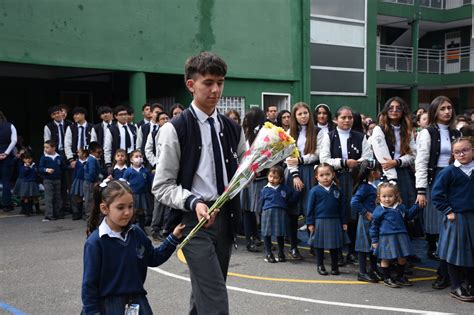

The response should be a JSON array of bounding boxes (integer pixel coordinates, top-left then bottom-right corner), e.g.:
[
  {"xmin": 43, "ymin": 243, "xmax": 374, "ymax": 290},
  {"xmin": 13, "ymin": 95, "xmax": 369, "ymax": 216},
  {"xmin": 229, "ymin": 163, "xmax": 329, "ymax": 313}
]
[
  {"xmin": 58, "ymin": 123, "xmax": 64, "ymax": 150},
  {"xmin": 151, "ymin": 125, "xmax": 158, "ymax": 154},
  {"xmin": 207, "ymin": 117, "xmax": 225, "ymax": 194},
  {"xmin": 123, "ymin": 125, "xmax": 131, "ymax": 150},
  {"xmin": 79, "ymin": 126, "xmax": 85, "ymax": 149}
]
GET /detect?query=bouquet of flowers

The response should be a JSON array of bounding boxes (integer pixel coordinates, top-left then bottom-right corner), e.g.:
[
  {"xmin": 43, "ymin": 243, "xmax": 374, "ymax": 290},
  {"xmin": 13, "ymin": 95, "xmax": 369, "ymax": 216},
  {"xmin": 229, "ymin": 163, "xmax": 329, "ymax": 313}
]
[{"xmin": 178, "ymin": 122, "xmax": 299, "ymax": 249}]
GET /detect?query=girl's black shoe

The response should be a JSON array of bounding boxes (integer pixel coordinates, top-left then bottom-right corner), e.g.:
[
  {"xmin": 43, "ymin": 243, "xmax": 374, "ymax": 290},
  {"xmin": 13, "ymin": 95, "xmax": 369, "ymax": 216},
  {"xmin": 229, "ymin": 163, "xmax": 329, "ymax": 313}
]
[
  {"xmin": 384, "ymin": 278, "xmax": 401, "ymax": 288},
  {"xmin": 317, "ymin": 265, "xmax": 328, "ymax": 276},
  {"xmin": 358, "ymin": 273, "xmax": 378, "ymax": 283},
  {"xmin": 246, "ymin": 242, "xmax": 259, "ymax": 253},
  {"xmin": 395, "ymin": 276, "xmax": 413, "ymax": 286},
  {"xmin": 450, "ymin": 287, "xmax": 474, "ymax": 302},
  {"xmin": 370, "ymin": 270, "xmax": 384, "ymax": 282},
  {"xmin": 264, "ymin": 254, "xmax": 277, "ymax": 263},
  {"xmin": 276, "ymin": 253, "xmax": 286, "ymax": 262},
  {"xmin": 432, "ymin": 276, "xmax": 450, "ymax": 290},
  {"xmin": 289, "ymin": 249, "xmax": 303, "ymax": 260},
  {"xmin": 331, "ymin": 267, "xmax": 340, "ymax": 275}
]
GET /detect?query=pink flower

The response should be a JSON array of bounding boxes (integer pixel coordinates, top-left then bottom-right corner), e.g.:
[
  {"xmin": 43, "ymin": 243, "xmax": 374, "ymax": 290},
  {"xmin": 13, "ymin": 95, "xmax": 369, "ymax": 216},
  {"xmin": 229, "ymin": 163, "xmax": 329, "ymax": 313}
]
[
  {"xmin": 260, "ymin": 149, "xmax": 272, "ymax": 158},
  {"xmin": 263, "ymin": 136, "xmax": 270, "ymax": 143},
  {"xmin": 243, "ymin": 149, "xmax": 252, "ymax": 158},
  {"xmin": 251, "ymin": 163, "xmax": 259, "ymax": 173}
]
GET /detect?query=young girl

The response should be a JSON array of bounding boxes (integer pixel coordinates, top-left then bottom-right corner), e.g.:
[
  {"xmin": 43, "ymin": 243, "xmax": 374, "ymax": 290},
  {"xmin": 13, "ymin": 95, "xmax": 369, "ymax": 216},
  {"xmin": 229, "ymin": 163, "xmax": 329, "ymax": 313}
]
[
  {"xmin": 123, "ymin": 150, "xmax": 152, "ymax": 230},
  {"xmin": 82, "ymin": 179, "xmax": 185, "ymax": 314},
  {"xmin": 70, "ymin": 148, "xmax": 88, "ymax": 220},
  {"xmin": 260, "ymin": 166, "xmax": 299, "ymax": 263},
  {"xmin": 432, "ymin": 137, "xmax": 474, "ymax": 302},
  {"xmin": 306, "ymin": 163, "xmax": 347, "ymax": 276},
  {"xmin": 15, "ymin": 153, "xmax": 39, "ymax": 216},
  {"xmin": 111, "ymin": 149, "xmax": 128, "ymax": 180},
  {"xmin": 415, "ymin": 96, "xmax": 460, "ymax": 289},
  {"xmin": 313, "ymin": 104, "xmax": 335, "ymax": 135},
  {"xmin": 351, "ymin": 164, "xmax": 382, "ymax": 283},
  {"xmin": 320, "ymin": 106, "xmax": 373, "ymax": 264},
  {"xmin": 370, "ymin": 183, "xmax": 422, "ymax": 288},
  {"xmin": 286, "ymin": 102, "xmax": 324, "ymax": 260},
  {"xmin": 83, "ymin": 142, "xmax": 103, "ymax": 221}
]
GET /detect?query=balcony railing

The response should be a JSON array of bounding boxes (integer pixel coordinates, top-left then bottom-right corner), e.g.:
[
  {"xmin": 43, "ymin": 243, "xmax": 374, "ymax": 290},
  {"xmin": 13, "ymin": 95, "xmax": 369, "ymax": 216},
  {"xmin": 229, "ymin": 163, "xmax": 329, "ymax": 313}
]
[
  {"xmin": 377, "ymin": 45, "xmax": 413, "ymax": 72},
  {"xmin": 377, "ymin": 44, "xmax": 474, "ymax": 74},
  {"xmin": 382, "ymin": 0, "xmax": 472, "ymax": 8}
]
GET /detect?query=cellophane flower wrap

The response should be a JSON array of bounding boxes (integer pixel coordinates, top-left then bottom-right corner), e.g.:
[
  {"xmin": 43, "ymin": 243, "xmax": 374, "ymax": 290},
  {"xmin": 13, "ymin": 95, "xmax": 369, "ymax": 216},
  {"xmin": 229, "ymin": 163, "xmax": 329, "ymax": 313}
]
[{"xmin": 178, "ymin": 122, "xmax": 299, "ymax": 249}]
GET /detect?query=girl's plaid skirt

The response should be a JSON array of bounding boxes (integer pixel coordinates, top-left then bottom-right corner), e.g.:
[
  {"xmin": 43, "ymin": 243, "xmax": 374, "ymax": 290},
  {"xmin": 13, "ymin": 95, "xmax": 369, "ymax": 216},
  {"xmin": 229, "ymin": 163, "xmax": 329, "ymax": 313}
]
[
  {"xmin": 308, "ymin": 218, "xmax": 344, "ymax": 249},
  {"xmin": 422, "ymin": 168, "xmax": 443, "ymax": 234},
  {"xmin": 133, "ymin": 193, "xmax": 149, "ymax": 211},
  {"xmin": 261, "ymin": 207, "xmax": 287, "ymax": 237},
  {"xmin": 70, "ymin": 179, "xmax": 84, "ymax": 197},
  {"xmin": 15, "ymin": 181, "xmax": 39, "ymax": 197},
  {"xmin": 355, "ymin": 214, "xmax": 372, "ymax": 253},
  {"xmin": 249, "ymin": 178, "xmax": 266, "ymax": 213},
  {"xmin": 285, "ymin": 163, "xmax": 314, "ymax": 216},
  {"xmin": 374, "ymin": 233, "xmax": 412, "ymax": 259},
  {"xmin": 437, "ymin": 212, "xmax": 474, "ymax": 267},
  {"xmin": 396, "ymin": 167, "xmax": 416, "ymax": 207}
]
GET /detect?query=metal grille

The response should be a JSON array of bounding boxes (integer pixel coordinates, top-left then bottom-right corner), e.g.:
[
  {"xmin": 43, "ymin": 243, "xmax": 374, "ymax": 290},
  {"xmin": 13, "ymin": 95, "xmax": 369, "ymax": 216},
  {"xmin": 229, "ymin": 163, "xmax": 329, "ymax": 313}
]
[{"xmin": 217, "ymin": 96, "xmax": 246, "ymax": 117}]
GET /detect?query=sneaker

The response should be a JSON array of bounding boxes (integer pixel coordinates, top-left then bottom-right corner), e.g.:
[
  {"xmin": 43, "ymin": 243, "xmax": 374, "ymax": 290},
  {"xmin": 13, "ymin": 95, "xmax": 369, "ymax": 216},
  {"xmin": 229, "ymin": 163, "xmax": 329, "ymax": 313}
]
[
  {"xmin": 358, "ymin": 273, "xmax": 378, "ymax": 283},
  {"xmin": 289, "ymin": 249, "xmax": 303, "ymax": 260},
  {"xmin": 432, "ymin": 276, "xmax": 450, "ymax": 290},
  {"xmin": 395, "ymin": 276, "xmax": 413, "ymax": 286},
  {"xmin": 264, "ymin": 254, "xmax": 277, "ymax": 263},
  {"xmin": 276, "ymin": 253, "xmax": 286, "ymax": 263},
  {"xmin": 384, "ymin": 278, "xmax": 401, "ymax": 288},
  {"xmin": 317, "ymin": 265, "xmax": 328, "ymax": 276},
  {"xmin": 450, "ymin": 287, "xmax": 474, "ymax": 302}
]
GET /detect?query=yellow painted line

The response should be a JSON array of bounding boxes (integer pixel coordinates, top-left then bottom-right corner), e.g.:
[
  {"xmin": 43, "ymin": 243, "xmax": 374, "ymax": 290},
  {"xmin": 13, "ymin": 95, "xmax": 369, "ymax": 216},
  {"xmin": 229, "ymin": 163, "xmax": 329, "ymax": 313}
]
[
  {"xmin": 176, "ymin": 249, "xmax": 435, "ymax": 285},
  {"xmin": 413, "ymin": 266, "xmax": 437, "ymax": 273}
]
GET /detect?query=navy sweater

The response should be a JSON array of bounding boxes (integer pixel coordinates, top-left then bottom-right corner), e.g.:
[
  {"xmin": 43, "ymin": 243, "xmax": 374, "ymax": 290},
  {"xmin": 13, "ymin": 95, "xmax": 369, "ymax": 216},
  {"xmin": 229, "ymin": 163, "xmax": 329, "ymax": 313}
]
[
  {"xmin": 82, "ymin": 225, "xmax": 179, "ymax": 314},
  {"xmin": 123, "ymin": 166, "xmax": 152, "ymax": 194},
  {"xmin": 39, "ymin": 154, "xmax": 63, "ymax": 180},
  {"xmin": 306, "ymin": 184, "xmax": 346, "ymax": 224},
  {"xmin": 351, "ymin": 183, "xmax": 377, "ymax": 216},
  {"xmin": 73, "ymin": 160, "xmax": 86, "ymax": 181},
  {"xmin": 370, "ymin": 204, "xmax": 422, "ymax": 243},
  {"xmin": 112, "ymin": 166, "xmax": 127, "ymax": 180},
  {"xmin": 84, "ymin": 156, "xmax": 101, "ymax": 183},
  {"xmin": 18, "ymin": 164, "xmax": 38, "ymax": 182},
  {"xmin": 259, "ymin": 184, "xmax": 299, "ymax": 211},
  {"xmin": 431, "ymin": 164, "xmax": 474, "ymax": 215}
]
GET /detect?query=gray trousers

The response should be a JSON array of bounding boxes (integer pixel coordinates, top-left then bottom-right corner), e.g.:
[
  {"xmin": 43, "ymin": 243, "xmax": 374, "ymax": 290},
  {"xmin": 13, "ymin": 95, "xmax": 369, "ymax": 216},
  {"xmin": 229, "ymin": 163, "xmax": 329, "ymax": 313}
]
[
  {"xmin": 43, "ymin": 179, "xmax": 61, "ymax": 218},
  {"xmin": 83, "ymin": 181, "xmax": 95, "ymax": 220},
  {"xmin": 182, "ymin": 209, "xmax": 233, "ymax": 315},
  {"xmin": 151, "ymin": 198, "xmax": 168, "ymax": 233}
]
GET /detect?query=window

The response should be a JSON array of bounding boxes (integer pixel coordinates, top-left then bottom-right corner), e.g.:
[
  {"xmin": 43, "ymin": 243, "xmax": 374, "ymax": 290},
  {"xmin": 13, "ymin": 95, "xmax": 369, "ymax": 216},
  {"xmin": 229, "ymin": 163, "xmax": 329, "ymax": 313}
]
[
  {"xmin": 311, "ymin": 0, "xmax": 365, "ymax": 21},
  {"xmin": 217, "ymin": 96, "xmax": 245, "ymax": 117}
]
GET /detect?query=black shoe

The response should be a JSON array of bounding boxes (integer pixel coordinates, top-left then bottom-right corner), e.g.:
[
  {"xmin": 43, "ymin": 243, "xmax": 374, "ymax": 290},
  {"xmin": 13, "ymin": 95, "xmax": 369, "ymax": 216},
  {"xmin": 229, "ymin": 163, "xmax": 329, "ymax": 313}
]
[
  {"xmin": 309, "ymin": 247, "xmax": 315, "ymax": 256},
  {"xmin": 317, "ymin": 265, "xmax": 328, "ymax": 276},
  {"xmin": 358, "ymin": 273, "xmax": 378, "ymax": 283},
  {"xmin": 432, "ymin": 276, "xmax": 450, "ymax": 290},
  {"xmin": 450, "ymin": 287, "xmax": 474, "ymax": 302},
  {"xmin": 346, "ymin": 254, "xmax": 357, "ymax": 265},
  {"xmin": 276, "ymin": 253, "xmax": 286, "ymax": 263},
  {"xmin": 246, "ymin": 242, "xmax": 259, "ymax": 253},
  {"xmin": 289, "ymin": 249, "xmax": 303, "ymax": 260},
  {"xmin": 384, "ymin": 278, "xmax": 401, "ymax": 288},
  {"xmin": 264, "ymin": 254, "xmax": 277, "ymax": 263},
  {"xmin": 370, "ymin": 270, "xmax": 384, "ymax": 282},
  {"xmin": 331, "ymin": 267, "xmax": 340, "ymax": 275},
  {"xmin": 251, "ymin": 236, "xmax": 263, "ymax": 247},
  {"xmin": 427, "ymin": 251, "xmax": 440, "ymax": 261},
  {"xmin": 42, "ymin": 216, "xmax": 57, "ymax": 221},
  {"xmin": 395, "ymin": 276, "xmax": 413, "ymax": 286}
]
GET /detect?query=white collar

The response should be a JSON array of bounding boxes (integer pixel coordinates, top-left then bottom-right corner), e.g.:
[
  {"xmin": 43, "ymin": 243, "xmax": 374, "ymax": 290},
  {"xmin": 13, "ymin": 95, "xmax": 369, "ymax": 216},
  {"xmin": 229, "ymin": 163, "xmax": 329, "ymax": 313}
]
[
  {"xmin": 54, "ymin": 120, "xmax": 64, "ymax": 126},
  {"xmin": 117, "ymin": 122, "xmax": 129, "ymax": 128},
  {"xmin": 76, "ymin": 122, "xmax": 87, "ymax": 128},
  {"xmin": 44, "ymin": 152, "xmax": 60, "ymax": 159},
  {"xmin": 454, "ymin": 160, "xmax": 474, "ymax": 173},
  {"xmin": 25, "ymin": 162, "xmax": 35, "ymax": 167},
  {"xmin": 391, "ymin": 124, "xmax": 401, "ymax": 131},
  {"xmin": 89, "ymin": 155, "xmax": 98, "ymax": 160},
  {"xmin": 98, "ymin": 217, "xmax": 132, "ymax": 241},
  {"xmin": 368, "ymin": 181, "xmax": 377, "ymax": 188},
  {"xmin": 337, "ymin": 127, "xmax": 351, "ymax": 135},
  {"xmin": 131, "ymin": 165, "xmax": 143, "ymax": 171},
  {"xmin": 114, "ymin": 164, "xmax": 127, "ymax": 170},
  {"xmin": 191, "ymin": 103, "xmax": 218, "ymax": 124},
  {"xmin": 317, "ymin": 123, "xmax": 328, "ymax": 128},
  {"xmin": 102, "ymin": 121, "xmax": 111, "ymax": 127},
  {"xmin": 381, "ymin": 202, "xmax": 399, "ymax": 209},
  {"xmin": 266, "ymin": 183, "xmax": 280, "ymax": 189},
  {"xmin": 319, "ymin": 183, "xmax": 332, "ymax": 191},
  {"xmin": 437, "ymin": 123, "xmax": 449, "ymax": 130},
  {"xmin": 79, "ymin": 159, "xmax": 87, "ymax": 164}
]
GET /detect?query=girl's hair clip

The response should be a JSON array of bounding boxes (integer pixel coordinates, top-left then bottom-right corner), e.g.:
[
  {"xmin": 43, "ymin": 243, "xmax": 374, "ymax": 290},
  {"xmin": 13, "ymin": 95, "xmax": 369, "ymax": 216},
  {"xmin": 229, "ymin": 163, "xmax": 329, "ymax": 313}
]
[
  {"xmin": 118, "ymin": 178, "xmax": 130, "ymax": 186},
  {"xmin": 99, "ymin": 178, "xmax": 111, "ymax": 188}
]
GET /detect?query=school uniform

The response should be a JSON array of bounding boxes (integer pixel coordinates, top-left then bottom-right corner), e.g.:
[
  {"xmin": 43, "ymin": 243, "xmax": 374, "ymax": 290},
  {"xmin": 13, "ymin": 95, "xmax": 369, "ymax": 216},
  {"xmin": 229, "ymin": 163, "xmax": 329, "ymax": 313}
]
[
  {"xmin": 15, "ymin": 163, "xmax": 39, "ymax": 198},
  {"xmin": 111, "ymin": 164, "xmax": 127, "ymax": 180},
  {"xmin": 260, "ymin": 183, "xmax": 299, "ymax": 237},
  {"xmin": 0, "ymin": 121, "xmax": 17, "ymax": 210},
  {"xmin": 351, "ymin": 182, "xmax": 377, "ymax": 253},
  {"xmin": 83, "ymin": 155, "xmax": 102, "ymax": 219},
  {"xmin": 39, "ymin": 152, "xmax": 64, "ymax": 219},
  {"xmin": 123, "ymin": 166, "xmax": 152, "ymax": 210},
  {"xmin": 144, "ymin": 123, "xmax": 160, "ymax": 168},
  {"xmin": 65, "ymin": 122, "xmax": 93, "ymax": 163},
  {"xmin": 90, "ymin": 121, "xmax": 111, "ymax": 147},
  {"xmin": 370, "ymin": 203, "xmax": 422, "ymax": 259},
  {"xmin": 432, "ymin": 162, "xmax": 474, "ymax": 267},
  {"xmin": 103, "ymin": 122, "xmax": 137, "ymax": 167},
  {"xmin": 82, "ymin": 218, "xmax": 179, "ymax": 315},
  {"xmin": 70, "ymin": 159, "xmax": 86, "ymax": 197},
  {"xmin": 136, "ymin": 122, "xmax": 158, "ymax": 167},
  {"xmin": 306, "ymin": 183, "xmax": 346, "ymax": 249}
]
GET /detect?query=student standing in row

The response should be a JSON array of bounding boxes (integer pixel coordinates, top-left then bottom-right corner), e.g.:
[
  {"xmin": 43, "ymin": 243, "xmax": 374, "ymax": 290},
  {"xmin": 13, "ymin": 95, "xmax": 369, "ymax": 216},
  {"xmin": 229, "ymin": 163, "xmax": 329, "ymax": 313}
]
[
  {"xmin": 0, "ymin": 111, "xmax": 17, "ymax": 212},
  {"xmin": 91, "ymin": 106, "xmax": 113, "ymax": 147}
]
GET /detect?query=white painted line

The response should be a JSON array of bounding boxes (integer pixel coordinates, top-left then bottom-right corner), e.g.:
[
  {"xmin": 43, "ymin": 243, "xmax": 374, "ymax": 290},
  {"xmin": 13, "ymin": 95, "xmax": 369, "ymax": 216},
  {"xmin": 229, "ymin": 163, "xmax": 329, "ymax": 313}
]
[{"xmin": 149, "ymin": 267, "xmax": 454, "ymax": 315}]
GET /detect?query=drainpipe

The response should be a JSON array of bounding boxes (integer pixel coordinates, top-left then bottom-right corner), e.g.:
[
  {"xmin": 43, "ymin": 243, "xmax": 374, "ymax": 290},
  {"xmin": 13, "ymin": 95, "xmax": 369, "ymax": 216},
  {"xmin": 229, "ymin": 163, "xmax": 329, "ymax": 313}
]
[{"xmin": 129, "ymin": 72, "xmax": 147, "ymax": 123}]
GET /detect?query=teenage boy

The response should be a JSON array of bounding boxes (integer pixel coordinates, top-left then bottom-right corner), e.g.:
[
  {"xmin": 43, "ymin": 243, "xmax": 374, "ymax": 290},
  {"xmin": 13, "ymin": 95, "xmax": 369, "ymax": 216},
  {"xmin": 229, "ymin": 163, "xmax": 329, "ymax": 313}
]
[
  {"xmin": 137, "ymin": 103, "xmax": 153, "ymax": 128},
  {"xmin": 65, "ymin": 107, "xmax": 93, "ymax": 168},
  {"xmin": 137, "ymin": 103, "xmax": 163, "ymax": 166},
  {"xmin": 91, "ymin": 106, "xmax": 113, "ymax": 147}
]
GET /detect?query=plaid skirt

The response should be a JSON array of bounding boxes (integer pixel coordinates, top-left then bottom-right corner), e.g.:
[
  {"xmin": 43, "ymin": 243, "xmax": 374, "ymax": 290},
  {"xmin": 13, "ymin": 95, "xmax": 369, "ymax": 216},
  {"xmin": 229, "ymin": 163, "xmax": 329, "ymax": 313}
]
[
  {"xmin": 261, "ymin": 207, "xmax": 287, "ymax": 236},
  {"xmin": 355, "ymin": 214, "xmax": 372, "ymax": 253},
  {"xmin": 422, "ymin": 168, "xmax": 443, "ymax": 234},
  {"xmin": 375, "ymin": 233, "xmax": 412, "ymax": 259},
  {"xmin": 249, "ymin": 178, "xmax": 266, "ymax": 213},
  {"xmin": 437, "ymin": 212, "xmax": 474, "ymax": 267},
  {"xmin": 16, "ymin": 181, "xmax": 39, "ymax": 197},
  {"xmin": 396, "ymin": 167, "xmax": 416, "ymax": 207},
  {"xmin": 133, "ymin": 193, "xmax": 149, "ymax": 210},
  {"xmin": 337, "ymin": 172, "xmax": 355, "ymax": 220},
  {"xmin": 70, "ymin": 179, "xmax": 84, "ymax": 197},
  {"xmin": 285, "ymin": 163, "xmax": 314, "ymax": 216},
  {"xmin": 308, "ymin": 218, "xmax": 344, "ymax": 249}
]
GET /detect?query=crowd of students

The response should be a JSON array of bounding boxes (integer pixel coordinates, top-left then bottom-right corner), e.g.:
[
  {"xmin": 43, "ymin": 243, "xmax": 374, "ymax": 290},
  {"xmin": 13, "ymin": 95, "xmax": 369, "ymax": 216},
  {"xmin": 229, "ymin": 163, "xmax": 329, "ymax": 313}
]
[{"xmin": 1, "ymin": 93, "xmax": 473, "ymax": 304}]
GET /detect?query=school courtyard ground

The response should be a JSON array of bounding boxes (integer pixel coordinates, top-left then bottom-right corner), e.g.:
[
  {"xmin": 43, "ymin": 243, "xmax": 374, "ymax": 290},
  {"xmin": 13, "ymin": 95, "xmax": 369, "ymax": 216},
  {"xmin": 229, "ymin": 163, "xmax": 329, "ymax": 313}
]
[{"xmin": 0, "ymin": 209, "xmax": 472, "ymax": 315}]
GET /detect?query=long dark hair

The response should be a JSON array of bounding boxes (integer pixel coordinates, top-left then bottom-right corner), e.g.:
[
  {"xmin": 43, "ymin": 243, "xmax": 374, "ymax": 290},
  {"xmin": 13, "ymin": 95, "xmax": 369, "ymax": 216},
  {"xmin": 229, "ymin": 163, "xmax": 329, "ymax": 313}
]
[
  {"xmin": 289, "ymin": 102, "xmax": 317, "ymax": 155},
  {"xmin": 313, "ymin": 104, "xmax": 334, "ymax": 129},
  {"xmin": 276, "ymin": 109, "xmax": 291, "ymax": 129},
  {"xmin": 378, "ymin": 96, "xmax": 413, "ymax": 156},
  {"xmin": 428, "ymin": 96, "xmax": 456, "ymax": 129},
  {"xmin": 242, "ymin": 108, "xmax": 266, "ymax": 145},
  {"xmin": 87, "ymin": 180, "xmax": 133, "ymax": 237}
]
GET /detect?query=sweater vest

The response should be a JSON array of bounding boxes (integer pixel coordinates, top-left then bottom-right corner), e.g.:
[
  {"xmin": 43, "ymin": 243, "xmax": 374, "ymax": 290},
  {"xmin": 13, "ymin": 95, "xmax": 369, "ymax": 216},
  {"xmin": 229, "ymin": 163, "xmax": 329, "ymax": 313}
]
[
  {"xmin": 109, "ymin": 124, "xmax": 137, "ymax": 156},
  {"xmin": 0, "ymin": 122, "xmax": 12, "ymax": 154},
  {"xmin": 70, "ymin": 123, "xmax": 93, "ymax": 150},
  {"xmin": 46, "ymin": 120, "xmax": 73, "ymax": 150},
  {"xmin": 328, "ymin": 129, "xmax": 365, "ymax": 161},
  {"xmin": 92, "ymin": 123, "xmax": 106, "ymax": 146}
]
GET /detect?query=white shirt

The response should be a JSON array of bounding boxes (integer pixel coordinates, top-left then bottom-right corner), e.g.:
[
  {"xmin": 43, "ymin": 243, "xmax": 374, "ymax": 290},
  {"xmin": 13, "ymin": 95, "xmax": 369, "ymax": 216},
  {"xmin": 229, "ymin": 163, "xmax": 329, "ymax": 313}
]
[
  {"xmin": 337, "ymin": 127, "xmax": 351, "ymax": 159},
  {"xmin": 392, "ymin": 124, "xmax": 401, "ymax": 160},
  {"xmin": 43, "ymin": 120, "xmax": 65, "ymax": 150},
  {"xmin": 65, "ymin": 121, "xmax": 89, "ymax": 160},
  {"xmin": 318, "ymin": 123, "xmax": 329, "ymax": 135},
  {"xmin": 2, "ymin": 123, "xmax": 17, "ymax": 155},
  {"xmin": 454, "ymin": 160, "xmax": 474, "ymax": 177},
  {"xmin": 297, "ymin": 126, "xmax": 307, "ymax": 154},
  {"xmin": 98, "ymin": 217, "xmax": 132, "ymax": 242},
  {"xmin": 190, "ymin": 103, "xmax": 229, "ymax": 201},
  {"xmin": 266, "ymin": 183, "xmax": 280, "ymax": 190},
  {"xmin": 437, "ymin": 123, "xmax": 451, "ymax": 168},
  {"xmin": 117, "ymin": 122, "xmax": 135, "ymax": 152}
]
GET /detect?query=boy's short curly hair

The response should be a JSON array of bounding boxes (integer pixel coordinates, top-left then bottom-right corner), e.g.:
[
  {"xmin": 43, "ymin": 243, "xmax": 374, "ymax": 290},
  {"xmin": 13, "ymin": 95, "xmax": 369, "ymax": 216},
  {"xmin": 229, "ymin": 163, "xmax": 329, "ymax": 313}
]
[{"xmin": 184, "ymin": 51, "xmax": 227, "ymax": 82}]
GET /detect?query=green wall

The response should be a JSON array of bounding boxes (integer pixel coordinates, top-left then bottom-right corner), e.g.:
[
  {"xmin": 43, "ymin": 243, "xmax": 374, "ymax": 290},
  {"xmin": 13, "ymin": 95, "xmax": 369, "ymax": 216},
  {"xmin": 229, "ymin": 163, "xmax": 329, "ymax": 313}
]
[{"xmin": 0, "ymin": 0, "xmax": 304, "ymax": 82}]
